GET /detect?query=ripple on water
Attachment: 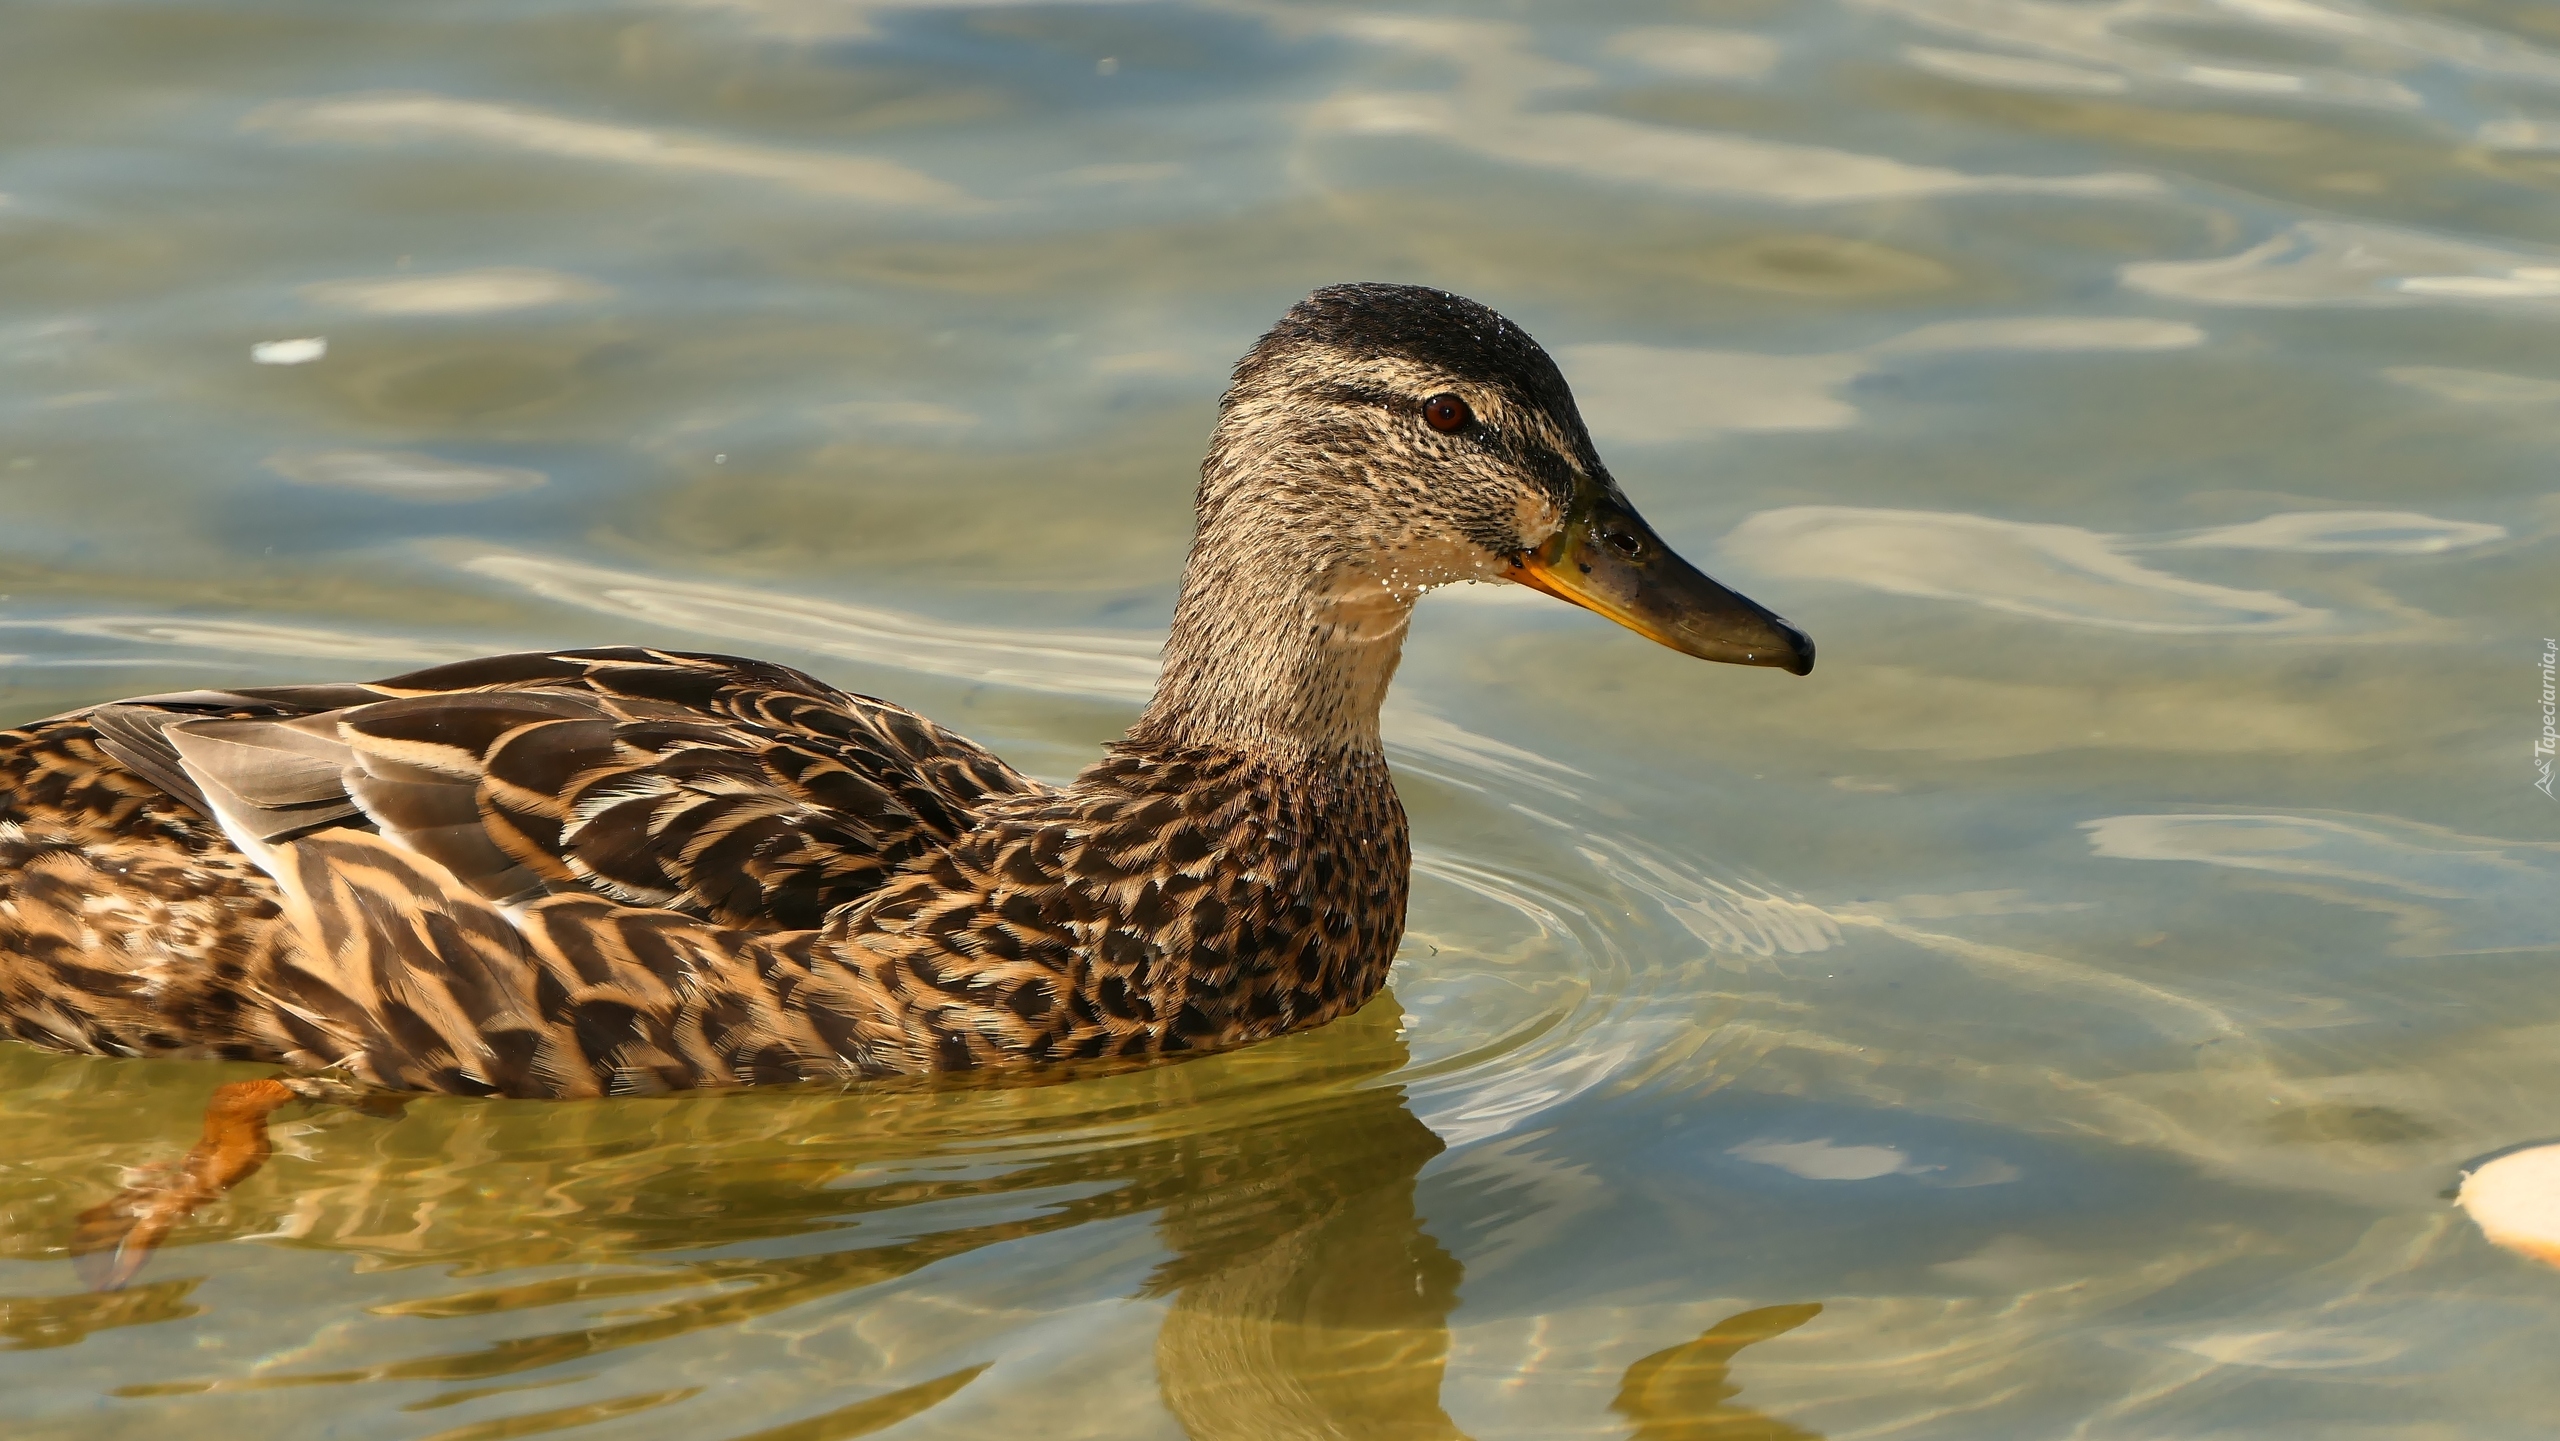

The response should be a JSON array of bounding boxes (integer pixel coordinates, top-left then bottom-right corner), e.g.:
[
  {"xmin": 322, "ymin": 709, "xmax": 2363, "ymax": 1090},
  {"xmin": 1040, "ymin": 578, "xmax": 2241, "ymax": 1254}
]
[
  {"xmin": 2122, "ymin": 220, "xmax": 2560, "ymax": 310},
  {"xmin": 1312, "ymin": 14, "xmax": 2165, "ymax": 205},
  {"xmin": 265, "ymin": 449, "xmax": 548, "ymax": 501},
  {"xmin": 242, "ymin": 94, "xmax": 978, "ymax": 210},
  {"xmin": 2085, "ymin": 810, "xmax": 2560, "ymax": 957},
  {"xmin": 1724, "ymin": 503, "xmax": 2500, "ymax": 637},
  {"xmin": 1396, "ymin": 822, "xmax": 1855, "ymax": 1153},
  {"xmin": 1561, "ymin": 313, "xmax": 2203, "ymax": 446},
  {"xmin": 300, "ymin": 267, "xmax": 610, "ymax": 318}
]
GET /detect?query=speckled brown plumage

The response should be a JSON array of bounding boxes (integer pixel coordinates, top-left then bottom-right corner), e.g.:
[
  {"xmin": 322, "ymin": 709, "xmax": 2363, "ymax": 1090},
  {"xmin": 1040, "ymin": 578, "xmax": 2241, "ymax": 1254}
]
[
  {"xmin": 0, "ymin": 650, "xmax": 1405, "ymax": 1097},
  {"xmin": 0, "ymin": 722, "xmax": 287, "ymax": 1063},
  {"xmin": 0, "ymin": 281, "xmax": 1808, "ymax": 1105}
]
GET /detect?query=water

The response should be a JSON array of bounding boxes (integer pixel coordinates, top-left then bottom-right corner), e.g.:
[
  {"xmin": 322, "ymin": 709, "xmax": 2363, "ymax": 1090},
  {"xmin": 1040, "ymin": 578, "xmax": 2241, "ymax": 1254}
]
[{"xmin": 4, "ymin": 0, "xmax": 2558, "ymax": 1434}]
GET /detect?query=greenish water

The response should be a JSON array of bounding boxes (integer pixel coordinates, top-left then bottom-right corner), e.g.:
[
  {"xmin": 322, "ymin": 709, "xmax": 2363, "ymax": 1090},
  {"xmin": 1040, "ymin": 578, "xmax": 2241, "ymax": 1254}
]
[{"xmin": 5, "ymin": 0, "xmax": 2560, "ymax": 1435}]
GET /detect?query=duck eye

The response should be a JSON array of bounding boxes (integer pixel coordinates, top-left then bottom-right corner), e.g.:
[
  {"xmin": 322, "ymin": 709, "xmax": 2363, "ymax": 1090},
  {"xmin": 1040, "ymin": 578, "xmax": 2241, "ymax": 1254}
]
[{"xmin": 1422, "ymin": 393, "xmax": 1471, "ymax": 433}]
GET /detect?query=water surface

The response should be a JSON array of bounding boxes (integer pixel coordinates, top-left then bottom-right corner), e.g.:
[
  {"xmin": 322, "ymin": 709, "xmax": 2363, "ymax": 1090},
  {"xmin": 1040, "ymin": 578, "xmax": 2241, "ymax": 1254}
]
[{"xmin": 5, "ymin": 0, "xmax": 2559, "ymax": 1435}]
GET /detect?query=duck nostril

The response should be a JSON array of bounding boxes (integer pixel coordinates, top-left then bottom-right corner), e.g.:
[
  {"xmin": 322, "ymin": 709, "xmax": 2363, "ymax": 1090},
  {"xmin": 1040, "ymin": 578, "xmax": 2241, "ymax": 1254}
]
[{"xmin": 1601, "ymin": 529, "xmax": 1643, "ymax": 557}]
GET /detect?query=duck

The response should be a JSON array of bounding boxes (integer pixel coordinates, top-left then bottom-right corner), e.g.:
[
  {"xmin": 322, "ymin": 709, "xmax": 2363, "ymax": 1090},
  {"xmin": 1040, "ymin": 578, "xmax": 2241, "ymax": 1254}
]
[{"xmin": 0, "ymin": 283, "xmax": 1812, "ymax": 1105}]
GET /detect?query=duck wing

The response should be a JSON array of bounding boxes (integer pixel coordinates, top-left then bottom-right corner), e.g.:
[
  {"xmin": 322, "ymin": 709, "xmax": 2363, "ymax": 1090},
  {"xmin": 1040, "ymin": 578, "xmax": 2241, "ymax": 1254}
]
[
  {"xmin": 97, "ymin": 648, "xmax": 1041, "ymax": 930},
  {"xmin": 252, "ymin": 827, "xmax": 888, "ymax": 1097}
]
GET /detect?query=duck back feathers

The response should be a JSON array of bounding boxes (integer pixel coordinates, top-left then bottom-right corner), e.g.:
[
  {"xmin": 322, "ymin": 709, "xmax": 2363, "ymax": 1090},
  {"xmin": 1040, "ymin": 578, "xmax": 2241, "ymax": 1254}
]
[{"xmin": 0, "ymin": 648, "xmax": 1408, "ymax": 1095}]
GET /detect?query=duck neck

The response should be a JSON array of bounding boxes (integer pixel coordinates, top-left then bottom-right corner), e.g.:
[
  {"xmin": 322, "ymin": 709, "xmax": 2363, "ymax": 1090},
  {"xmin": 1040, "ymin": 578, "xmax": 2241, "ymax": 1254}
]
[{"xmin": 1131, "ymin": 521, "xmax": 1413, "ymax": 764}]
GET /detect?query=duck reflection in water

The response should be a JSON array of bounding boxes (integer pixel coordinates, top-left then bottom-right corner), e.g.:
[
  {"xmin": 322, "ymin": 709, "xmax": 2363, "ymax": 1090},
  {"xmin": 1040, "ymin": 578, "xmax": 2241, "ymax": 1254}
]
[{"xmin": 18, "ymin": 1000, "xmax": 1820, "ymax": 1439}]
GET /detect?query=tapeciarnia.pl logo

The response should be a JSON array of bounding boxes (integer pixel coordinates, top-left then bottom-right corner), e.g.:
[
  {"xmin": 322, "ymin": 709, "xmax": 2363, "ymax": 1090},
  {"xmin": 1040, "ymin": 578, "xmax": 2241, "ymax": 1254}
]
[{"xmin": 2538, "ymin": 638, "xmax": 2557, "ymax": 799}]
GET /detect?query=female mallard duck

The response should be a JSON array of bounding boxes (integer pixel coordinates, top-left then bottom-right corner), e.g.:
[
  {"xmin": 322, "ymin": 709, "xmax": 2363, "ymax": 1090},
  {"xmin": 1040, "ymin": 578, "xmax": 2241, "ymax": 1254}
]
[{"xmin": 0, "ymin": 283, "xmax": 1810, "ymax": 1101}]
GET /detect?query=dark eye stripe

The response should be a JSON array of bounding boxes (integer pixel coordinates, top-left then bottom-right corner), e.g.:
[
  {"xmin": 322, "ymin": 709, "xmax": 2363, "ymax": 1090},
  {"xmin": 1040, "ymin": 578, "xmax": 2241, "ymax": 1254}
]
[{"xmin": 1298, "ymin": 384, "xmax": 1577, "ymax": 497}]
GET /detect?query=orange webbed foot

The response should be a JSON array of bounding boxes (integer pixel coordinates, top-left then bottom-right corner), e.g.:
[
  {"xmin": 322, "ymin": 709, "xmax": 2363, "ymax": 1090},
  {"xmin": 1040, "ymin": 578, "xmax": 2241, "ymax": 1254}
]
[{"xmin": 71, "ymin": 1078, "xmax": 300, "ymax": 1292}]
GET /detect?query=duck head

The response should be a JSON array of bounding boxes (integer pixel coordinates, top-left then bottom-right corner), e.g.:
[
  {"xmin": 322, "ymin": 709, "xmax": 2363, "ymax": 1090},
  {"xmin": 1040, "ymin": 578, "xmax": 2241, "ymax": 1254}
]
[{"xmin": 1138, "ymin": 283, "xmax": 1812, "ymax": 756}]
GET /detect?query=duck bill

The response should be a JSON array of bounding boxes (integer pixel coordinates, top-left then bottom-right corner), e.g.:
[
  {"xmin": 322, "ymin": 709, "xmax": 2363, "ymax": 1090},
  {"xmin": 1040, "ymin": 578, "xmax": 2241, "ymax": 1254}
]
[{"xmin": 1507, "ymin": 495, "xmax": 1814, "ymax": 675}]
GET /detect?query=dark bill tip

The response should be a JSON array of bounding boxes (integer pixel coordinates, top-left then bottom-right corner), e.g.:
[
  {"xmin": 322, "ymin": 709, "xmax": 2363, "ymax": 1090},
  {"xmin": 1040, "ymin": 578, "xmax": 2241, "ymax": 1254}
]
[{"xmin": 1508, "ymin": 499, "xmax": 1814, "ymax": 677}]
